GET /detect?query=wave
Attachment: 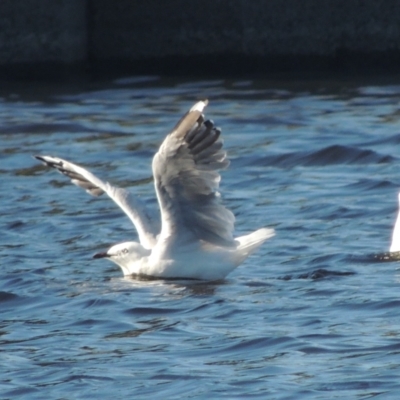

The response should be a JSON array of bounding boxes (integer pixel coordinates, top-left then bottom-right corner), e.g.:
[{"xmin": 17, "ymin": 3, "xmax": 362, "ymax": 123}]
[
  {"xmin": 0, "ymin": 123, "xmax": 92, "ymax": 135},
  {"xmin": 280, "ymin": 268, "xmax": 355, "ymax": 281},
  {"xmin": 0, "ymin": 291, "xmax": 20, "ymax": 302},
  {"xmin": 344, "ymin": 178, "xmax": 396, "ymax": 191},
  {"xmin": 360, "ymin": 132, "xmax": 400, "ymax": 146},
  {"xmin": 255, "ymin": 144, "xmax": 395, "ymax": 168}
]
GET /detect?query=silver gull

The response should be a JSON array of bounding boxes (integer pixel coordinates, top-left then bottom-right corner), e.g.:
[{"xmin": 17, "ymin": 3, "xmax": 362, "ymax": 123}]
[{"xmin": 35, "ymin": 100, "xmax": 275, "ymax": 280}]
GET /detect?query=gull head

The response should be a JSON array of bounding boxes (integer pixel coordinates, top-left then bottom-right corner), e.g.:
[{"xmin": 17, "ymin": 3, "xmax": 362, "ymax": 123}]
[{"xmin": 93, "ymin": 241, "xmax": 150, "ymax": 276}]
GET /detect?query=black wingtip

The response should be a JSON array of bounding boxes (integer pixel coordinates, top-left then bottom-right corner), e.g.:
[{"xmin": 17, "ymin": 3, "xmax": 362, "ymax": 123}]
[{"xmin": 33, "ymin": 155, "xmax": 64, "ymax": 168}]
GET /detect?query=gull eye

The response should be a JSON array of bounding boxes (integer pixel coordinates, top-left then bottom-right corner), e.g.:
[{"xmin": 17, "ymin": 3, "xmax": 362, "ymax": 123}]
[{"xmin": 122, "ymin": 248, "xmax": 129, "ymax": 254}]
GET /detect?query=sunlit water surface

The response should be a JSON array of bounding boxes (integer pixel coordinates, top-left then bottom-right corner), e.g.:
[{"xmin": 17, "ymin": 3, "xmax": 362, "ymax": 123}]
[{"xmin": 2, "ymin": 76, "xmax": 400, "ymax": 399}]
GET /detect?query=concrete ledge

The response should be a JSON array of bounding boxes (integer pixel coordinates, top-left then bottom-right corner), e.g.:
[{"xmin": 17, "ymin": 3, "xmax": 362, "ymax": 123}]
[
  {"xmin": 90, "ymin": 0, "xmax": 400, "ymax": 59},
  {"xmin": 0, "ymin": 0, "xmax": 86, "ymax": 64},
  {"xmin": 1, "ymin": 0, "xmax": 400, "ymax": 78}
]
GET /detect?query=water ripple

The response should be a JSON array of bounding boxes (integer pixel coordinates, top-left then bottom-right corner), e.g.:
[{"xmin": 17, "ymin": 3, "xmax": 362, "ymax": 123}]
[{"xmin": 1, "ymin": 77, "xmax": 400, "ymax": 399}]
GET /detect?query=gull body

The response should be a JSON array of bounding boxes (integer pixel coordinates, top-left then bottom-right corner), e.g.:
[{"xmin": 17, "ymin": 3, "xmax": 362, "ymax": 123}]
[{"xmin": 35, "ymin": 100, "xmax": 274, "ymax": 280}]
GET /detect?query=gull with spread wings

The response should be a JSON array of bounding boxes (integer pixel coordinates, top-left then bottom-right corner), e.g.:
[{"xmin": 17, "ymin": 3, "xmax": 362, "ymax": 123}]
[{"xmin": 35, "ymin": 100, "xmax": 275, "ymax": 280}]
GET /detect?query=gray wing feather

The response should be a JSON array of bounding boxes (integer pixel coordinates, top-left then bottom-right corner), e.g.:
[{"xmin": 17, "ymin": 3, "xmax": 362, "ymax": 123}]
[
  {"xmin": 152, "ymin": 100, "xmax": 235, "ymax": 248},
  {"xmin": 34, "ymin": 155, "xmax": 158, "ymax": 249}
]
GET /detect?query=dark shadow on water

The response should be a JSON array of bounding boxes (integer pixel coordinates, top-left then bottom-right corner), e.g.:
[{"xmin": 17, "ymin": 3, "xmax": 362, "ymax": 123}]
[
  {"xmin": 126, "ymin": 273, "xmax": 217, "ymax": 283},
  {"xmin": 176, "ymin": 282, "xmax": 222, "ymax": 296},
  {"xmin": 339, "ymin": 252, "xmax": 400, "ymax": 263},
  {"xmin": 254, "ymin": 144, "xmax": 394, "ymax": 170},
  {"xmin": 124, "ymin": 273, "xmax": 226, "ymax": 295},
  {"xmin": 368, "ymin": 251, "xmax": 400, "ymax": 263},
  {"xmin": 279, "ymin": 252, "xmax": 400, "ymax": 281},
  {"xmin": 280, "ymin": 268, "xmax": 355, "ymax": 281}
]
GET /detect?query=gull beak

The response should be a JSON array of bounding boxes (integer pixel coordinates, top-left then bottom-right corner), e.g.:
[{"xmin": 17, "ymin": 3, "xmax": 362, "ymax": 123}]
[{"xmin": 93, "ymin": 251, "xmax": 109, "ymax": 259}]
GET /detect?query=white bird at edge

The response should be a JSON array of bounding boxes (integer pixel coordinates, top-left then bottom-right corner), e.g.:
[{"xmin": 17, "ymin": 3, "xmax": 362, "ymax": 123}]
[
  {"xmin": 390, "ymin": 192, "xmax": 400, "ymax": 253},
  {"xmin": 35, "ymin": 100, "xmax": 275, "ymax": 280}
]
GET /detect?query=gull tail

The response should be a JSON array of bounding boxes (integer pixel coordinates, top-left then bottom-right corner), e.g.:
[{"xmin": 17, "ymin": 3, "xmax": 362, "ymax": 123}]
[{"xmin": 233, "ymin": 228, "xmax": 275, "ymax": 265}]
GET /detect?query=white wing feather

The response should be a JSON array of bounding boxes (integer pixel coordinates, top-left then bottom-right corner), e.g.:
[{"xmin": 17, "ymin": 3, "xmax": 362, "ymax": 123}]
[
  {"xmin": 390, "ymin": 193, "xmax": 400, "ymax": 252},
  {"xmin": 152, "ymin": 100, "xmax": 236, "ymax": 248},
  {"xmin": 34, "ymin": 155, "xmax": 158, "ymax": 249}
]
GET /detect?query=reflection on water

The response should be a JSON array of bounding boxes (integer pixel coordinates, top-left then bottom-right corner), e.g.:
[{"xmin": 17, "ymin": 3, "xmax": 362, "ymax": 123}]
[{"xmin": 2, "ymin": 75, "xmax": 400, "ymax": 398}]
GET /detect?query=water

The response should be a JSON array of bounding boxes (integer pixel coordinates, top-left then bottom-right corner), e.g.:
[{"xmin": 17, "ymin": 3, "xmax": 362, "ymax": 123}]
[{"xmin": 2, "ymin": 75, "xmax": 400, "ymax": 399}]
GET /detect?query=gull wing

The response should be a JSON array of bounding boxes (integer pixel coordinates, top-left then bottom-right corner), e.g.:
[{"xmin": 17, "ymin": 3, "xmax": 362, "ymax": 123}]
[
  {"xmin": 152, "ymin": 100, "xmax": 236, "ymax": 247},
  {"xmin": 34, "ymin": 155, "xmax": 158, "ymax": 249}
]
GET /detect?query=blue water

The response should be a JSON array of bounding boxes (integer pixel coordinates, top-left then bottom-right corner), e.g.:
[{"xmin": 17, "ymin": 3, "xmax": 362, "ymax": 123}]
[{"xmin": 2, "ymin": 76, "xmax": 400, "ymax": 399}]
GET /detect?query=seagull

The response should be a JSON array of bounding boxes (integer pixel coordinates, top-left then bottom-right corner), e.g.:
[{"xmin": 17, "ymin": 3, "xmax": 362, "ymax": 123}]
[
  {"xmin": 35, "ymin": 100, "xmax": 275, "ymax": 280},
  {"xmin": 390, "ymin": 192, "xmax": 400, "ymax": 253}
]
